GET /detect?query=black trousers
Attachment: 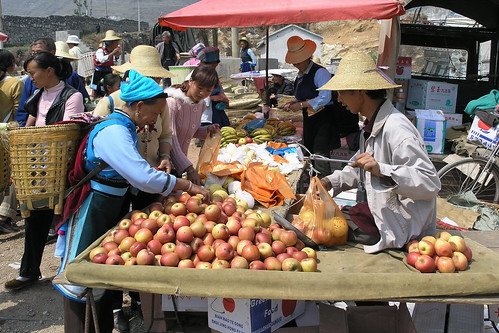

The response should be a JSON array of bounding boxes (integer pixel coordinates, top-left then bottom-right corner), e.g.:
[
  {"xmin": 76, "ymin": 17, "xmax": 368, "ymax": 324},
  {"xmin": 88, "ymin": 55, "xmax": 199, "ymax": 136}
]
[
  {"xmin": 20, "ymin": 209, "xmax": 54, "ymax": 278},
  {"xmin": 64, "ymin": 292, "xmax": 114, "ymax": 333}
]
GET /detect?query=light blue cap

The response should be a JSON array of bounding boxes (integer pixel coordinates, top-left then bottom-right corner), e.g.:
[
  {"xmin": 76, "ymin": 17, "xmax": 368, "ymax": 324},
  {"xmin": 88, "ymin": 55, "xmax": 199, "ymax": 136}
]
[{"xmin": 120, "ymin": 69, "xmax": 167, "ymax": 102}]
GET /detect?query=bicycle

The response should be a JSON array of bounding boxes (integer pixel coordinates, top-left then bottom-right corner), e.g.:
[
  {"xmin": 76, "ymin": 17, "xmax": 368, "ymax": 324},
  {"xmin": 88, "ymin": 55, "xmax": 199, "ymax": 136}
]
[{"xmin": 438, "ymin": 119, "xmax": 499, "ymax": 204}]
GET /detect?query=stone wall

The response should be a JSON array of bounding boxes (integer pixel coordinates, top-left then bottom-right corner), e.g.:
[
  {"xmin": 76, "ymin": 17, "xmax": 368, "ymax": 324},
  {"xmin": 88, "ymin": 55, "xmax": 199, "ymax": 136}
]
[{"xmin": 3, "ymin": 15, "xmax": 149, "ymax": 46}]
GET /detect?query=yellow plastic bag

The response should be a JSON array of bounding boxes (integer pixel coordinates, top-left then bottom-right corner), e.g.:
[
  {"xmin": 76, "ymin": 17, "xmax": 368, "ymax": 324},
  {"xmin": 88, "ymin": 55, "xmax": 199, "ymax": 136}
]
[
  {"xmin": 294, "ymin": 176, "xmax": 348, "ymax": 247},
  {"xmin": 196, "ymin": 131, "xmax": 222, "ymax": 178}
]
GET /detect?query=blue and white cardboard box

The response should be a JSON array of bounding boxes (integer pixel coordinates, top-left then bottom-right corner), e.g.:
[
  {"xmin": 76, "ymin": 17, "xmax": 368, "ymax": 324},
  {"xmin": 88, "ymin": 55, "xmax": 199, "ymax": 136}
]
[
  {"xmin": 415, "ymin": 109, "xmax": 447, "ymax": 154},
  {"xmin": 208, "ymin": 298, "xmax": 305, "ymax": 333},
  {"xmin": 468, "ymin": 115, "xmax": 499, "ymax": 150}
]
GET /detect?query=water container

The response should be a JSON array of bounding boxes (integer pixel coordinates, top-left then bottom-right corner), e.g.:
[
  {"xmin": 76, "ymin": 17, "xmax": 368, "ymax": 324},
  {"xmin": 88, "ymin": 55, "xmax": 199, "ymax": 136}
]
[{"xmin": 168, "ymin": 65, "xmax": 198, "ymax": 85}]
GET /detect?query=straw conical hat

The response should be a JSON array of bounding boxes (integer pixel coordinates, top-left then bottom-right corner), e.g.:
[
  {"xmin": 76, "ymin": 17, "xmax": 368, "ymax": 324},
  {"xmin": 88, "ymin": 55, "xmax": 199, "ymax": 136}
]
[
  {"xmin": 55, "ymin": 41, "xmax": 79, "ymax": 60},
  {"xmin": 112, "ymin": 45, "xmax": 175, "ymax": 78},
  {"xmin": 285, "ymin": 36, "xmax": 316, "ymax": 64},
  {"xmin": 101, "ymin": 30, "xmax": 122, "ymax": 42},
  {"xmin": 319, "ymin": 52, "xmax": 400, "ymax": 91}
]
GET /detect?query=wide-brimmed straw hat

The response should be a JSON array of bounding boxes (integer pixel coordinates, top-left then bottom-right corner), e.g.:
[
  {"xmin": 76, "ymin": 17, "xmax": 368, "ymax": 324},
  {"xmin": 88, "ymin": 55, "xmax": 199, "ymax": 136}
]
[
  {"xmin": 66, "ymin": 35, "xmax": 80, "ymax": 45},
  {"xmin": 318, "ymin": 52, "xmax": 401, "ymax": 91},
  {"xmin": 55, "ymin": 41, "xmax": 79, "ymax": 60},
  {"xmin": 112, "ymin": 45, "xmax": 175, "ymax": 78},
  {"xmin": 239, "ymin": 36, "xmax": 250, "ymax": 45},
  {"xmin": 285, "ymin": 36, "xmax": 316, "ymax": 64},
  {"xmin": 101, "ymin": 30, "xmax": 122, "ymax": 42}
]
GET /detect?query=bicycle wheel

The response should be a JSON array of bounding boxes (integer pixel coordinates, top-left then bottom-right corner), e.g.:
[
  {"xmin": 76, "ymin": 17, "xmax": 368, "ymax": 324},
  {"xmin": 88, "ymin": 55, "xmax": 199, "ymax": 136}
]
[{"xmin": 438, "ymin": 157, "xmax": 499, "ymax": 203}]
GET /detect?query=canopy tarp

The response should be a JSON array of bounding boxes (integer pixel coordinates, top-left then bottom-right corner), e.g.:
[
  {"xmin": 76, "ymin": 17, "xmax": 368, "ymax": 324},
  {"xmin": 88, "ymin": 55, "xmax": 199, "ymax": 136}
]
[
  {"xmin": 158, "ymin": 0, "xmax": 406, "ymax": 30},
  {"xmin": 0, "ymin": 32, "xmax": 9, "ymax": 42}
]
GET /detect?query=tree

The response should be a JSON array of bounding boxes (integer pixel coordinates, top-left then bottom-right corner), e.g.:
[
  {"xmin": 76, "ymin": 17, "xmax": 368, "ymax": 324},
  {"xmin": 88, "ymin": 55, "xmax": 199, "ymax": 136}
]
[{"xmin": 73, "ymin": 0, "xmax": 89, "ymax": 16}]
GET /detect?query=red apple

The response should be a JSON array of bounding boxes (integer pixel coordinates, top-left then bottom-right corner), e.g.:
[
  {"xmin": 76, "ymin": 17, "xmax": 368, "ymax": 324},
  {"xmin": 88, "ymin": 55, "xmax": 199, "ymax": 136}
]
[
  {"xmin": 249, "ymin": 260, "xmax": 266, "ymax": 270},
  {"xmin": 212, "ymin": 259, "xmax": 230, "ymax": 269},
  {"xmin": 276, "ymin": 253, "xmax": 291, "ymax": 263},
  {"xmin": 241, "ymin": 218, "xmax": 259, "ymax": 232},
  {"xmin": 436, "ymin": 256, "xmax": 455, "ymax": 273},
  {"xmin": 134, "ymin": 228, "xmax": 154, "ymax": 244},
  {"xmin": 452, "ymin": 252, "xmax": 468, "ymax": 271},
  {"xmin": 281, "ymin": 258, "xmax": 302, "ymax": 271},
  {"xmin": 105, "ymin": 254, "xmax": 125, "ymax": 265},
  {"xmin": 163, "ymin": 202, "xmax": 174, "ymax": 214},
  {"xmin": 257, "ymin": 242, "xmax": 273, "ymax": 259},
  {"xmin": 435, "ymin": 231, "xmax": 452, "ymax": 241},
  {"xmin": 291, "ymin": 251, "xmax": 308, "ymax": 262},
  {"xmin": 406, "ymin": 251, "xmax": 421, "ymax": 267},
  {"xmin": 171, "ymin": 202, "xmax": 187, "ymax": 216},
  {"xmin": 203, "ymin": 221, "xmax": 216, "ymax": 233},
  {"xmin": 286, "ymin": 246, "xmax": 299, "ymax": 256},
  {"xmin": 421, "ymin": 235, "xmax": 437, "ymax": 246},
  {"xmin": 118, "ymin": 219, "xmax": 132, "ymax": 230},
  {"xmin": 173, "ymin": 216, "xmax": 190, "ymax": 231},
  {"xmin": 271, "ymin": 240, "xmax": 286, "ymax": 255},
  {"xmin": 102, "ymin": 241, "xmax": 118, "ymax": 253},
  {"xmin": 176, "ymin": 226, "xmax": 194, "ymax": 243},
  {"xmin": 128, "ymin": 224, "xmax": 141, "ymax": 237},
  {"xmin": 149, "ymin": 210, "xmax": 163, "ymax": 221},
  {"xmin": 236, "ymin": 239, "xmax": 253, "ymax": 256},
  {"xmin": 195, "ymin": 214, "xmax": 208, "ymax": 224},
  {"xmin": 301, "ymin": 247, "xmax": 317, "ymax": 259},
  {"xmin": 141, "ymin": 219, "xmax": 159, "ymax": 234},
  {"xmin": 147, "ymin": 239, "xmax": 162, "ymax": 255},
  {"xmin": 113, "ymin": 229, "xmax": 130, "ymax": 245},
  {"xmin": 131, "ymin": 211, "xmax": 147, "ymax": 222},
  {"xmin": 190, "ymin": 221, "xmax": 207, "ymax": 238},
  {"xmin": 197, "ymin": 245, "xmax": 215, "ymax": 262},
  {"xmin": 202, "ymin": 232, "xmax": 215, "ymax": 246},
  {"xmin": 230, "ymin": 256, "xmax": 249, "ymax": 269},
  {"xmin": 280, "ymin": 230, "xmax": 298, "ymax": 247},
  {"xmin": 241, "ymin": 244, "xmax": 260, "ymax": 261},
  {"xmin": 185, "ymin": 212, "xmax": 198, "ymax": 224},
  {"xmin": 226, "ymin": 218, "xmax": 242, "ymax": 235},
  {"xmin": 215, "ymin": 242, "xmax": 235, "ymax": 260},
  {"xmin": 129, "ymin": 241, "xmax": 147, "ymax": 257},
  {"xmin": 186, "ymin": 197, "xmax": 203, "ymax": 214},
  {"xmin": 418, "ymin": 240, "xmax": 435, "ymax": 256},
  {"xmin": 227, "ymin": 235, "xmax": 240, "ymax": 251},
  {"xmin": 300, "ymin": 258, "xmax": 318, "ymax": 272},
  {"xmin": 269, "ymin": 223, "xmax": 281, "ymax": 232},
  {"xmin": 434, "ymin": 238, "xmax": 453, "ymax": 257},
  {"xmin": 175, "ymin": 242, "xmax": 193, "ymax": 259},
  {"xmin": 179, "ymin": 192, "xmax": 191, "ymax": 204},
  {"xmin": 448, "ymin": 235, "xmax": 467, "ymax": 253},
  {"xmin": 177, "ymin": 259, "xmax": 195, "ymax": 268},
  {"xmin": 89, "ymin": 246, "xmax": 107, "ymax": 261},
  {"xmin": 415, "ymin": 254, "xmax": 436, "ymax": 273},
  {"xmin": 156, "ymin": 214, "xmax": 172, "ymax": 228},
  {"xmin": 212, "ymin": 238, "xmax": 225, "ymax": 250},
  {"xmin": 264, "ymin": 257, "xmax": 282, "ymax": 271},
  {"xmin": 238, "ymin": 226, "xmax": 255, "ymax": 241},
  {"xmin": 463, "ymin": 246, "xmax": 473, "ymax": 262},
  {"xmin": 205, "ymin": 204, "xmax": 222, "ymax": 222},
  {"xmin": 161, "ymin": 242, "xmax": 176, "ymax": 254},
  {"xmin": 154, "ymin": 225, "xmax": 176, "ymax": 244},
  {"xmin": 254, "ymin": 232, "xmax": 272, "ymax": 245},
  {"xmin": 119, "ymin": 236, "xmax": 137, "ymax": 253},
  {"xmin": 222, "ymin": 202, "xmax": 237, "ymax": 217},
  {"xmin": 91, "ymin": 252, "xmax": 108, "ymax": 264},
  {"xmin": 160, "ymin": 252, "xmax": 180, "ymax": 267},
  {"xmin": 212, "ymin": 223, "xmax": 230, "ymax": 240},
  {"xmin": 405, "ymin": 239, "xmax": 419, "ymax": 253}
]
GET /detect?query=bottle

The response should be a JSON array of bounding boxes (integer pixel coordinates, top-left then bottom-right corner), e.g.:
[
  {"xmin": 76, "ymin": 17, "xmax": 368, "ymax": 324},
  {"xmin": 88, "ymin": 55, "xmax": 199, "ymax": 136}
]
[{"xmin": 395, "ymin": 88, "xmax": 406, "ymax": 112}]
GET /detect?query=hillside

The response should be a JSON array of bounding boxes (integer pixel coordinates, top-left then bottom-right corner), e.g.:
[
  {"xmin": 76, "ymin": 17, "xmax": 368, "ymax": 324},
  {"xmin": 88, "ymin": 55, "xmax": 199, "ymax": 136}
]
[{"xmin": 3, "ymin": 0, "xmax": 199, "ymax": 25}]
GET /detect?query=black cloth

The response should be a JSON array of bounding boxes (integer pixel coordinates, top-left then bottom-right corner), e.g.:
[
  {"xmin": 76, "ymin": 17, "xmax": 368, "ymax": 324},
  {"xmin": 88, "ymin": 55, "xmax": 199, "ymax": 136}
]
[
  {"xmin": 20, "ymin": 209, "xmax": 54, "ymax": 278},
  {"xmin": 160, "ymin": 43, "xmax": 180, "ymax": 69},
  {"xmin": 24, "ymin": 83, "xmax": 79, "ymax": 125},
  {"xmin": 269, "ymin": 78, "xmax": 294, "ymax": 107}
]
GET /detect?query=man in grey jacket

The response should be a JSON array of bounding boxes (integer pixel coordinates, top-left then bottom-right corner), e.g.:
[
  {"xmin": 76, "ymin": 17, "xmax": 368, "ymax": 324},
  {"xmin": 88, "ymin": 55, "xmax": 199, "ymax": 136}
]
[{"xmin": 319, "ymin": 52, "xmax": 441, "ymax": 253}]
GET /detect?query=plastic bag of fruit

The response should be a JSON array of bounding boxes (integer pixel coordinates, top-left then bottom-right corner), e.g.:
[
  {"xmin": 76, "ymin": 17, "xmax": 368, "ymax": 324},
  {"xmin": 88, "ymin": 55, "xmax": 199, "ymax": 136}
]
[
  {"xmin": 197, "ymin": 131, "xmax": 222, "ymax": 178},
  {"xmin": 295, "ymin": 176, "xmax": 348, "ymax": 247}
]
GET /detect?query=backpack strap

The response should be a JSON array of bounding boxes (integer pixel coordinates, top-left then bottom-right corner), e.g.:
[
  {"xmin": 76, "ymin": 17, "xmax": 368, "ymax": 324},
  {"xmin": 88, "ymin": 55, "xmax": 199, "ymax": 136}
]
[
  {"xmin": 63, "ymin": 161, "xmax": 108, "ymax": 199},
  {"xmin": 108, "ymin": 95, "xmax": 114, "ymax": 113}
]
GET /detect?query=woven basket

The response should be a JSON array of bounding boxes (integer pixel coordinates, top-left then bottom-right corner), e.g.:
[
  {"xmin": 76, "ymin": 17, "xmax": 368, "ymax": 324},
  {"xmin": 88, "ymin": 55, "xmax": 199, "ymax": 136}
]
[
  {"xmin": 8, "ymin": 124, "xmax": 81, "ymax": 217},
  {"xmin": 0, "ymin": 130, "xmax": 9, "ymax": 193}
]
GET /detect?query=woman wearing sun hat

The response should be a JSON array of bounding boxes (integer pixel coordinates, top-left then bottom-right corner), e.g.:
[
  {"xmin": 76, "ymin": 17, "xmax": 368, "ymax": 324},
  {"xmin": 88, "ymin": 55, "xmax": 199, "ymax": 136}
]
[
  {"xmin": 66, "ymin": 35, "xmax": 83, "ymax": 75},
  {"xmin": 90, "ymin": 30, "xmax": 122, "ymax": 99},
  {"xmin": 56, "ymin": 69, "xmax": 210, "ymax": 332},
  {"xmin": 284, "ymin": 35, "xmax": 359, "ymax": 177},
  {"xmin": 319, "ymin": 52, "xmax": 441, "ymax": 254},
  {"xmin": 239, "ymin": 36, "xmax": 257, "ymax": 72}
]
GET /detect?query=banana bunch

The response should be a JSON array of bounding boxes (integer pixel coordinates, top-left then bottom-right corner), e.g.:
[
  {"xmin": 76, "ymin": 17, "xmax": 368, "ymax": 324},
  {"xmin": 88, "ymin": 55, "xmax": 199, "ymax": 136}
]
[
  {"xmin": 220, "ymin": 126, "xmax": 238, "ymax": 146},
  {"xmin": 250, "ymin": 128, "xmax": 274, "ymax": 144},
  {"xmin": 276, "ymin": 121, "xmax": 297, "ymax": 136},
  {"xmin": 236, "ymin": 128, "xmax": 249, "ymax": 139}
]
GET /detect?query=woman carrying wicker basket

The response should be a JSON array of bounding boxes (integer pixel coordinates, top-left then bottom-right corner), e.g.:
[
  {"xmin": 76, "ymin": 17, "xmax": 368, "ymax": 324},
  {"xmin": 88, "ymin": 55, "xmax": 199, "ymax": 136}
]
[
  {"xmin": 4, "ymin": 52, "xmax": 84, "ymax": 291},
  {"xmin": 55, "ymin": 69, "xmax": 210, "ymax": 333}
]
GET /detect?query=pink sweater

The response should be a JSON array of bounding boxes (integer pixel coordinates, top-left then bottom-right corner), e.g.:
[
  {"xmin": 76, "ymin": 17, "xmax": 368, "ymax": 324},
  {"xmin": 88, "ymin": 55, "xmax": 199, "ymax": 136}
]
[
  {"xmin": 34, "ymin": 81, "xmax": 84, "ymax": 127},
  {"xmin": 166, "ymin": 88, "xmax": 208, "ymax": 173}
]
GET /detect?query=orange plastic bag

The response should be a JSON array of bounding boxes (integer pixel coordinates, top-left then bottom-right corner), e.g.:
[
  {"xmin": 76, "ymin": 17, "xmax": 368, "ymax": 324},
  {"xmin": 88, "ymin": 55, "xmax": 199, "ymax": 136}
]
[
  {"xmin": 293, "ymin": 177, "xmax": 348, "ymax": 247},
  {"xmin": 240, "ymin": 162, "xmax": 296, "ymax": 208},
  {"xmin": 208, "ymin": 161, "xmax": 245, "ymax": 180},
  {"xmin": 196, "ymin": 132, "xmax": 222, "ymax": 178}
]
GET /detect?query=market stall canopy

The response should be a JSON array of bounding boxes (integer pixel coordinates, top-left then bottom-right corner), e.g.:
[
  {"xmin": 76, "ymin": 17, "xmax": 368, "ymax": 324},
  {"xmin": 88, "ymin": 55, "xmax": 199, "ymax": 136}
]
[
  {"xmin": 158, "ymin": 0, "xmax": 406, "ymax": 30},
  {"xmin": 0, "ymin": 32, "xmax": 9, "ymax": 42}
]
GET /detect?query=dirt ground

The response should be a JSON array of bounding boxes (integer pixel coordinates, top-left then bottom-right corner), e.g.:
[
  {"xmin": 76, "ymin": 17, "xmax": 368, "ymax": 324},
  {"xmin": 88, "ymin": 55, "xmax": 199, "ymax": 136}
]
[{"xmin": 0, "ymin": 141, "xmax": 203, "ymax": 333}]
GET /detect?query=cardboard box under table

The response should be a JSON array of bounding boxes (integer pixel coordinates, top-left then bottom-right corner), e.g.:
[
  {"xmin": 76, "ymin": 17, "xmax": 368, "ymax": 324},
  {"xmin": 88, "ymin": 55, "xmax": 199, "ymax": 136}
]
[{"xmin": 58, "ymin": 227, "xmax": 499, "ymax": 305}]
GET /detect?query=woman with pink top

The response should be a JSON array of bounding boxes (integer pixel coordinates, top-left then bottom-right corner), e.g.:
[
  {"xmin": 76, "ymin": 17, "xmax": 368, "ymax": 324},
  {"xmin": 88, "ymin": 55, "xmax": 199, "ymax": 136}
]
[
  {"xmin": 166, "ymin": 65, "xmax": 220, "ymax": 185},
  {"xmin": 4, "ymin": 51, "xmax": 84, "ymax": 291},
  {"xmin": 24, "ymin": 52, "xmax": 84, "ymax": 127}
]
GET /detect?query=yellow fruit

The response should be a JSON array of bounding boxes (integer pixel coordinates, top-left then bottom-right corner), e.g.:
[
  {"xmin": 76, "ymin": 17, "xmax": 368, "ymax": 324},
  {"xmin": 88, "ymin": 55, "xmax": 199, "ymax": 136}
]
[
  {"xmin": 330, "ymin": 217, "xmax": 349, "ymax": 238},
  {"xmin": 213, "ymin": 189, "xmax": 229, "ymax": 200},
  {"xmin": 208, "ymin": 183, "xmax": 223, "ymax": 194},
  {"xmin": 259, "ymin": 212, "xmax": 272, "ymax": 227}
]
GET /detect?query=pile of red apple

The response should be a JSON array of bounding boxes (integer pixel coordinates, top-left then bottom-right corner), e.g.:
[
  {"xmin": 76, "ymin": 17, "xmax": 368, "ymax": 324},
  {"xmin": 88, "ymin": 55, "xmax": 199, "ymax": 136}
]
[
  {"xmin": 88, "ymin": 193, "xmax": 318, "ymax": 272},
  {"xmin": 405, "ymin": 231, "xmax": 473, "ymax": 273}
]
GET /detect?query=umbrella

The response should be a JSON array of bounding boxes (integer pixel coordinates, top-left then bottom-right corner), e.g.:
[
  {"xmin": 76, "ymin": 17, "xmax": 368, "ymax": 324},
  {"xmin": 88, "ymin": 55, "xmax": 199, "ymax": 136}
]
[
  {"xmin": 158, "ymin": 0, "xmax": 406, "ymax": 105},
  {"xmin": 0, "ymin": 32, "xmax": 9, "ymax": 42}
]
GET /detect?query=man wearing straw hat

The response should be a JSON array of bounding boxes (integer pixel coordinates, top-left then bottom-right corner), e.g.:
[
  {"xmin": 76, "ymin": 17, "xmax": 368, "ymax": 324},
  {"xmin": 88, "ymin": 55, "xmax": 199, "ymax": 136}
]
[
  {"xmin": 283, "ymin": 36, "xmax": 359, "ymax": 177},
  {"xmin": 319, "ymin": 52, "xmax": 441, "ymax": 253},
  {"xmin": 91, "ymin": 30, "xmax": 122, "ymax": 99}
]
